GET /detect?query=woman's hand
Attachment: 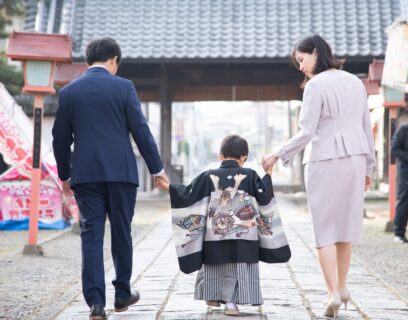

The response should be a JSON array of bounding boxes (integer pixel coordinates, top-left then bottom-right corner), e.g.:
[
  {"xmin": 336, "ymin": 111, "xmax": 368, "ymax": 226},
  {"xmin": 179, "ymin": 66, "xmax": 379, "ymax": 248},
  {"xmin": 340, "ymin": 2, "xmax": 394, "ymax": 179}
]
[
  {"xmin": 365, "ymin": 176, "xmax": 372, "ymax": 191},
  {"xmin": 262, "ymin": 153, "xmax": 278, "ymax": 173}
]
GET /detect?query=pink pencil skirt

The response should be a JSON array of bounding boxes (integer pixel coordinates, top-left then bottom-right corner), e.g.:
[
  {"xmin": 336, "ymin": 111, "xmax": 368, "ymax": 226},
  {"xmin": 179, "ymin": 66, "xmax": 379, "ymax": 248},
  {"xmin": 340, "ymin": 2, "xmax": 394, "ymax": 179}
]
[{"xmin": 304, "ymin": 155, "xmax": 367, "ymax": 248}]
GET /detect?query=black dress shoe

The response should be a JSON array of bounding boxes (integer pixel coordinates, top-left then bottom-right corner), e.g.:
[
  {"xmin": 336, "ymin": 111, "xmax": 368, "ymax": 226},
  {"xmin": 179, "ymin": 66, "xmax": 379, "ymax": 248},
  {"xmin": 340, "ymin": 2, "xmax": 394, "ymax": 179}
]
[
  {"xmin": 89, "ymin": 305, "xmax": 106, "ymax": 320},
  {"xmin": 114, "ymin": 290, "xmax": 140, "ymax": 312}
]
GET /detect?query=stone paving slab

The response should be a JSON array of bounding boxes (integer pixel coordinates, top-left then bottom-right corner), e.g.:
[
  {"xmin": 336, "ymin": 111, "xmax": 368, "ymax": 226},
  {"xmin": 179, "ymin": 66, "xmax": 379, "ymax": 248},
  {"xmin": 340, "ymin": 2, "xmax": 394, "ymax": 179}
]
[{"xmin": 54, "ymin": 200, "xmax": 408, "ymax": 320}]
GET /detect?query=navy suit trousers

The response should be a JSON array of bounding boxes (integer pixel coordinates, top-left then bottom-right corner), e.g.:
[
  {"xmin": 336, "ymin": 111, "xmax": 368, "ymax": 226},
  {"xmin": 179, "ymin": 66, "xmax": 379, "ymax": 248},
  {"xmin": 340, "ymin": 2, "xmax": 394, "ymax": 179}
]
[
  {"xmin": 395, "ymin": 166, "xmax": 408, "ymax": 237},
  {"xmin": 73, "ymin": 182, "xmax": 137, "ymax": 307}
]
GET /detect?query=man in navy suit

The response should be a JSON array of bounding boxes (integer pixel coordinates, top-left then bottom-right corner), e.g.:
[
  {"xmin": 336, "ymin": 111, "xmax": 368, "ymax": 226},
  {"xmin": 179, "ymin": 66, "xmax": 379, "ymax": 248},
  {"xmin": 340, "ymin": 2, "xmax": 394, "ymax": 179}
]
[{"xmin": 52, "ymin": 38, "xmax": 168, "ymax": 319}]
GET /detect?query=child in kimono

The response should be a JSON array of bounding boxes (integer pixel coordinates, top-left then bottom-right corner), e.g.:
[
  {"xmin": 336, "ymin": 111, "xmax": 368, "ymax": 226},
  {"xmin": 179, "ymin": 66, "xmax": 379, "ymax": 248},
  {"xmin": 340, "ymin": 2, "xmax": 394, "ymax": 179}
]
[{"xmin": 156, "ymin": 135, "xmax": 290, "ymax": 316}]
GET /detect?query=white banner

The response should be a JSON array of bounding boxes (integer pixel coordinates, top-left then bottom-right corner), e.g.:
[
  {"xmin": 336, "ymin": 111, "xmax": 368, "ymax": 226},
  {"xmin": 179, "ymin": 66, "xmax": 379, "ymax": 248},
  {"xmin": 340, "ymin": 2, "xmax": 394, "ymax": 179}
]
[{"xmin": 381, "ymin": 22, "xmax": 408, "ymax": 93}]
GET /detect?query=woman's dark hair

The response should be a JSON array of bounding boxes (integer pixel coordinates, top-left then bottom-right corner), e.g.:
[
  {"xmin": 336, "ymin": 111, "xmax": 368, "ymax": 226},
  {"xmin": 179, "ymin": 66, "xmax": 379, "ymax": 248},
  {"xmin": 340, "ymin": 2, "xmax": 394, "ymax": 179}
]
[
  {"xmin": 86, "ymin": 37, "xmax": 122, "ymax": 65},
  {"xmin": 220, "ymin": 135, "xmax": 249, "ymax": 160},
  {"xmin": 291, "ymin": 34, "xmax": 345, "ymax": 87}
]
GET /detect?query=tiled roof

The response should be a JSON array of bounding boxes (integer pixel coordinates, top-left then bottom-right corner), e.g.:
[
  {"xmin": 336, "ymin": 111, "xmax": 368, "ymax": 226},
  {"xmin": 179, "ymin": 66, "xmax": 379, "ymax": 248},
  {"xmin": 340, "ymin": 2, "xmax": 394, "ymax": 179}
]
[
  {"xmin": 29, "ymin": 0, "xmax": 403, "ymax": 60},
  {"xmin": 23, "ymin": 0, "xmax": 38, "ymax": 32}
]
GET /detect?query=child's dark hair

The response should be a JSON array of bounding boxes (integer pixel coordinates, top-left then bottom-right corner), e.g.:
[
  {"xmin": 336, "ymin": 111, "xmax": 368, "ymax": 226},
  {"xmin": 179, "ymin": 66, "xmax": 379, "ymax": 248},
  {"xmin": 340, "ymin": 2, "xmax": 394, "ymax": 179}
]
[
  {"xmin": 86, "ymin": 37, "xmax": 122, "ymax": 65},
  {"xmin": 220, "ymin": 135, "xmax": 249, "ymax": 160},
  {"xmin": 290, "ymin": 34, "xmax": 344, "ymax": 87}
]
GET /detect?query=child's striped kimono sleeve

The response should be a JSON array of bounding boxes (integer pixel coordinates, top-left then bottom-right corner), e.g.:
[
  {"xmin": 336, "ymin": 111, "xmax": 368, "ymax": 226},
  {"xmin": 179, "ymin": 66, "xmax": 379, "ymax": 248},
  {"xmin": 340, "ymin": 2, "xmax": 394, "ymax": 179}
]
[
  {"xmin": 169, "ymin": 172, "xmax": 212, "ymax": 273},
  {"xmin": 250, "ymin": 170, "xmax": 291, "ymax": 264}
]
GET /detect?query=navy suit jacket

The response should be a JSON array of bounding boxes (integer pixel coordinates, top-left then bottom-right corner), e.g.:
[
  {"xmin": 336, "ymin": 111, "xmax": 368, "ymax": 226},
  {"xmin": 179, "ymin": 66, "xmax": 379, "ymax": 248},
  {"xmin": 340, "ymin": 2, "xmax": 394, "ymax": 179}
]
[{"xmin": 52, "ymin": 67, "xmax": 163, "ymax": 187}]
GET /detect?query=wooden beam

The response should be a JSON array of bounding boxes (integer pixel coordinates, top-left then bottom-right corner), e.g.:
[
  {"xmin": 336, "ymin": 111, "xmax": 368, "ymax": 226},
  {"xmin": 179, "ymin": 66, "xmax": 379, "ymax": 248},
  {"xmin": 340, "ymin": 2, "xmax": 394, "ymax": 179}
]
[
  {"xmin": 120, "ymin": 60, "xmax": 372, "ymax": 89},
  {"xmin": 128, "ymin": 77, "xmax": 160, "ymax": 86},
  {"xmin": 172, "ymin": 67, "xmax": 303, "ymax": 86},
  {"xmin": 170, "ymin": 85, "xmax": 302, "ymax": 101},
  {"xmin": 139, "ymin": 90, "xmax": 159, "ymax": 101}
]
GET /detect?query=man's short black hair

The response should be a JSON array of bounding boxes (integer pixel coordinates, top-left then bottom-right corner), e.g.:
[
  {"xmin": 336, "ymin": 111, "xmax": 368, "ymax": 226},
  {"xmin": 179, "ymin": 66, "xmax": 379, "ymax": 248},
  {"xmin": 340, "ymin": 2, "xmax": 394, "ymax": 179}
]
[
  {"xmin": 86, "ymin": 37, "xmax": 122, "ymax": 65},
  {"xmin": 220, "ymin": 135, "xmax": 249, "ymax": 160}
]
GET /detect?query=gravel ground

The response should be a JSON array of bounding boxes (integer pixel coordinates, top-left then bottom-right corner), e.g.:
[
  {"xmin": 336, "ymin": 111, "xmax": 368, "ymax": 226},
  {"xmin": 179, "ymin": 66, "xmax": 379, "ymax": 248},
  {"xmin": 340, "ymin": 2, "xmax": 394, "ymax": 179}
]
[
  {"xmin": 0, "ymin": 198, "xmax": 170, "ymax": 320},
  {"xmin": 354, "ymin": 199, "xmax": 408, "ymax": 300},
  {"xmin": 0, "ymin": 230, "xmax": 82, "ymax": 320}
]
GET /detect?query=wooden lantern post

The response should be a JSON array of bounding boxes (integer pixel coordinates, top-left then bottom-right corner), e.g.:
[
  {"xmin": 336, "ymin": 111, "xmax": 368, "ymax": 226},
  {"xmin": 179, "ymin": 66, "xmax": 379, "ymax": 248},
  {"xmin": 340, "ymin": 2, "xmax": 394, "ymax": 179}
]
[{"xmin": 7, "ymin": 32, "xmax": 72, "ymax": 255}]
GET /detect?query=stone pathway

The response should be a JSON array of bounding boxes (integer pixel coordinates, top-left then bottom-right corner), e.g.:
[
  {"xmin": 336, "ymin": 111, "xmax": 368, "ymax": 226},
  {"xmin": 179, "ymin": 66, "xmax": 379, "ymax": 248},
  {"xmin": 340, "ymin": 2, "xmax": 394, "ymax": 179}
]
[{"xmin": 53, "ymin": 199, "xmax": 408, "ymax": 320}]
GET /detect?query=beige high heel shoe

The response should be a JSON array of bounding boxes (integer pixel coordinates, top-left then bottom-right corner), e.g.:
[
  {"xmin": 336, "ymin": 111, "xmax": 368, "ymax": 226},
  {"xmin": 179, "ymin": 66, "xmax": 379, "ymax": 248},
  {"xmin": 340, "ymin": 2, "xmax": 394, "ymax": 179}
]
[
  {"xmin": 338, "ymin": 288, "xmax": 351, "ymax": 310},
  {"xmin": 323, "ymin": 292, "xmax": 341, "ymax": 318}
]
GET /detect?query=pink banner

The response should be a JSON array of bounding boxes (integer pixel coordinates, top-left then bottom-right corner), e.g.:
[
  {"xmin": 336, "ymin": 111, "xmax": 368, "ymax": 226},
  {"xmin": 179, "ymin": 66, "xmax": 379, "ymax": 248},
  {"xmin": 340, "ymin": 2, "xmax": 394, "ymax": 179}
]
[
  {"xmin": 0, "ymin": 181, "xmax": 62, "ymax": 223},
  {"xmin": 0, "ymin": 84, "xmax": 78, "ymax": 223},
  {"xmin": 0, "ymin": 109, "xmax": 33, "ymax": 178}
]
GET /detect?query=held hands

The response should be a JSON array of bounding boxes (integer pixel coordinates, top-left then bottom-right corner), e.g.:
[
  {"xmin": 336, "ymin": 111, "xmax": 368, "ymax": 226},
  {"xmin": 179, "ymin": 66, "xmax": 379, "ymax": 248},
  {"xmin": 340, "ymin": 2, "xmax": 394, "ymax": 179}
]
[
  {"xmin": 262, "ymin": 153, "xmax": 278, "ymax": 175},
  {"xmin": 154, "ymin": 173, "xmax": 170, "ymax": 191}
]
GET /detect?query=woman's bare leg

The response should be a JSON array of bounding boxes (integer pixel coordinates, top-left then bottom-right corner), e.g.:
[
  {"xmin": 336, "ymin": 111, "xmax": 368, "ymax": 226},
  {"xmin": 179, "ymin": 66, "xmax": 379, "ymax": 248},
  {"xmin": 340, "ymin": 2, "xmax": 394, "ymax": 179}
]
[
  {"xmin": 336, "ymin": 242, "xmax": 352, "ymax": 289},
  {"xmin": 317, "ymin": 244, "xmax": 338, "ymax": 295}
]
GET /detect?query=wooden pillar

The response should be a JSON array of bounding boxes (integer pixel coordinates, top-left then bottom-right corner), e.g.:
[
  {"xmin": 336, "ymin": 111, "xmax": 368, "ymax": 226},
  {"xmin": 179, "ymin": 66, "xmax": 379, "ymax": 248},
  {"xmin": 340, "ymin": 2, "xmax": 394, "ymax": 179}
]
[
  {"xmin": 383, "ymin": 108, "xmax": 389, "ymax": 182},
  {"xmin": 160, "ymin": 67, "xmax": 172, "ymax": 178}
]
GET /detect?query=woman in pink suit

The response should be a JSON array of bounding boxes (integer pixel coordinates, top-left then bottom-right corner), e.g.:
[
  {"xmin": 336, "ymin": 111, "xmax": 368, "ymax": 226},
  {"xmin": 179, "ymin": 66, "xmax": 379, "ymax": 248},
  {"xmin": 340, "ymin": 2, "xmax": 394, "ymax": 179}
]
[{"xmin": 262, "ymin": 34, "xmax": 375, "ymax": 318}]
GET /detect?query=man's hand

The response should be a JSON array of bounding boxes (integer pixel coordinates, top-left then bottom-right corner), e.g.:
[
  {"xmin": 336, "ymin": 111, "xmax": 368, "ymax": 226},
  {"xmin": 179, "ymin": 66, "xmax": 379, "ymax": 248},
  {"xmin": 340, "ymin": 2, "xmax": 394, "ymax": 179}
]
[
  {"xmin": 62, "ymin": 180, "xmax": 74, "ymax": 197},
  {"xmin": 153, "ymin": 172, "xmax": 169, "ymax": 190},
  {"xmin": 158, "ymin": 172, "xmax": 169, "ymax": 184},
  {"xmin": 155, "ymin": 176, "xmax": 170, "ymax": 191},
  {"xmin": 365, "ymin": 176, "xmax": 372, "ymax": 191}
]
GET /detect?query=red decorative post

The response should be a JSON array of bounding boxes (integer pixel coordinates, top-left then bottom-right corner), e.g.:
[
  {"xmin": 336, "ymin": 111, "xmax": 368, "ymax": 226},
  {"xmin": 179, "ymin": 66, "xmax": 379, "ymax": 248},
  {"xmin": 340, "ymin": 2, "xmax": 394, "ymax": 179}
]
[
  {"xmin": 7, "ymin": 32, "xmax": 72, "ymax": 255},
  {"xmin": 383, "ymin": 88, "xmax": 406, "ymax": 230}
]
